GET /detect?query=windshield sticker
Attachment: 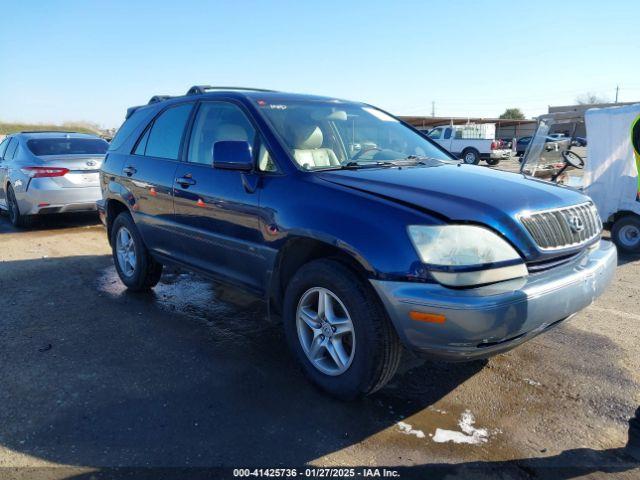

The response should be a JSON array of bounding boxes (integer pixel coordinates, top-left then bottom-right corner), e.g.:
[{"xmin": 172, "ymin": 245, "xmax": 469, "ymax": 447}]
[
  {"xmin": 363, "ymin": 107, "xmax": 397, "ymax": 122},
  {"xmin": 256, "ymin": 99, "xmax": 287, "ymax": 110}
]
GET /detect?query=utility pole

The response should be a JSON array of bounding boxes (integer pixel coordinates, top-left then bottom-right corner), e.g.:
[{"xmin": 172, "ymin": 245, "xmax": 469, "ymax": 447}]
[
  {"xmin": 431, "ymin": 101, "xmax": 435, "ymax": 117},
  {"xmin": 615, "ymin": 85, "xmax": 619, "ymax": 103}
]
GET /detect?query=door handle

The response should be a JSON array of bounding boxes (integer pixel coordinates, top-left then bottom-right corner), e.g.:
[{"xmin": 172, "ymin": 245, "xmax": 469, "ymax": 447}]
[
  {"xmin": 123, "ymin": 166, "xmax": 137, "ymax": 176},
  {"xmin": 176, "ymin": 175, "xmax": 196, "ymax": 188}
]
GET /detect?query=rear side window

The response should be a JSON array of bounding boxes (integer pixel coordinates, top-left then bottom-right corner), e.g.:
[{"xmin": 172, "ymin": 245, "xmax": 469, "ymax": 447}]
[
  {"xmin": 109, "ymin": 108, "xmax": 153, "ymax": 151},
  {"xmin": 27, "ymin": 138, "xmax": 108, "ymax": 156},
  {"xmin": 139, "ymin": 103, "xmax": 193, "ymax": 160},
  {"xmin": 5, "ymin": 138, "xmax": 19, "ymax": 159},
  {"xmin": 0, "ymin": 138, "xmax": 9, "ymax": 158}
]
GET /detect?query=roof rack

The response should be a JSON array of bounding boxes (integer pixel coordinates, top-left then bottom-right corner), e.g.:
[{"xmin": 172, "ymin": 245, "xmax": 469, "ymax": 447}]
[
  {"xmin": 186, "ymin": 85, "xmax": 277, "ymax": 96},
  {"xmin": 148, "ymin": 95, "xmax": 173, "ymax": 105},
  {"xmin": 19, "ymin": 130, "xmax": 86, "ymax": 134}
]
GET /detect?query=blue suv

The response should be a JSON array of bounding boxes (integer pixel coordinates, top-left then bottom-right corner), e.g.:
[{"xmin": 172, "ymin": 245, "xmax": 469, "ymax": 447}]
[{"xmin": 99, "ymin": 86, "xmax": 616, "ymax": 399}]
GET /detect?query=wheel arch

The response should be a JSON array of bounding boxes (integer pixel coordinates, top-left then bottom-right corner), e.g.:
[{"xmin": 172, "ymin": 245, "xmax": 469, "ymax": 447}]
[
  {"xmin": 613, "ymin": 210, "xmax": 640, "ymax": 222},
  {"xmin": 3, "ymin": 180, "xmax": 13, "ymax": 211},
  {"xmin": 105, "ymin": 198, "xmax": 131, "ymax": 245},
  {"xmin": 461, "ymin": 146, "xmax": 480, "ymax": 156},
  {"xmin": 609, "ymin": 210, "xmax": 640, "ymax": 225},
  {"xmin": 268, "ymin": 236, "xmax": 374, "ymax": 316}
]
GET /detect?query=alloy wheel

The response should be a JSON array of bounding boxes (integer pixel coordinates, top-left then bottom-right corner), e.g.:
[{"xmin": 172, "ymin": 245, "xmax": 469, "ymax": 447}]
[
  {"xmin": 116, "ymin": 227, "xmax": 137, "ymax": 277},
  {"xmin": 296, "ymin": 287, "xmax": 356, "ymax": 376}
]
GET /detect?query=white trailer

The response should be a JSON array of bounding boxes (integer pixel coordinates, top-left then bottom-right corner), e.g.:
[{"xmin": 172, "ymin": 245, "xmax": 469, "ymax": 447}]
[
  {"xmin": 584, "ymin": 103, "xmax": 640, "ymax": 252},
  {"xmin": 521, "ymin": 103, "xmax": 640, "ymax": 252}
]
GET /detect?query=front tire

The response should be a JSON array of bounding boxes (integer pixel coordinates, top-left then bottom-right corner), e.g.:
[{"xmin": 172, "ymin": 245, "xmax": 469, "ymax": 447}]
[
  {"xmin": 6, "ymin": 185, "xmax": 35, "ymax": 228},
  {"xmin": 611, "ymin": 215, "xmax": 640, "ymax": 253},
  {"xmin": 283, "ymin": 259, "xmax": 402, "ymax": 400},
  {"xmin": 111, "ymin": 212, "xmax": 163, "ymax": 291}
]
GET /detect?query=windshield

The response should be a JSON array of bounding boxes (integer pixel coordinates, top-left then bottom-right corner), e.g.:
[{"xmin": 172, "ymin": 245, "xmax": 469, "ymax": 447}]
[
  {"xmin": 256, "ymin": 100, "xmax": 453, "ymax": 170},
  {"xmin": 521, "ymin": 115, "xmax": 586, "ymax": 188},
  {"xmin": 27, "ymin": 138, "xmax": 109, "ymax": 156}
]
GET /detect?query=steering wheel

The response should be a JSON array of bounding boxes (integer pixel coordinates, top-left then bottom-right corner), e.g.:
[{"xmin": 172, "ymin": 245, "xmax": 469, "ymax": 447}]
[
  {"xmin": 561, "ymin": 150, "xmax": 584, "ymax": 169},
  {"xmin": 351, "ymin": 146, "xmax": 382, "ymax": 161}
]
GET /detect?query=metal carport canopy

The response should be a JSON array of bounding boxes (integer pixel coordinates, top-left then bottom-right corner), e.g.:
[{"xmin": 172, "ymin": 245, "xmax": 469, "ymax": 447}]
[{"xmin": 399, "ymin": 116, "xmax": 536, "ymax": 130}]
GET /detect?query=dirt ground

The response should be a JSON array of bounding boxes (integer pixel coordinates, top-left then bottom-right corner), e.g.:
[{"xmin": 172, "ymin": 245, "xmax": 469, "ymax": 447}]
[{"xmin": 0, "ymin": 204, "xmax": 639, "ymax": 478}]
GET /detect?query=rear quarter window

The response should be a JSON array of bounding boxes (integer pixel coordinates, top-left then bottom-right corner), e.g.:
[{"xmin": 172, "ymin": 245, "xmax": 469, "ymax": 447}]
[
  {"xmin": 0, "ymin": 137, "xmax": 9, "ymax": 158},
  {"xmin": 5, "ymin": 138, "xmax": 19, "ymax": 159},
  {"xmin": 109, "ymin": 107, "xmax": 155, "ymax": 151}
]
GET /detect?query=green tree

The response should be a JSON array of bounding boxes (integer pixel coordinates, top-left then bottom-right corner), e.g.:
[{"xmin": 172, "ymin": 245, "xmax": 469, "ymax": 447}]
[
  {"xmin": 575, "ymin": 92, "xmax": 610, "ymax": 105},
  {"xmin": 499, "ymin": 108, "xmax": 525, "ymax": 120}
]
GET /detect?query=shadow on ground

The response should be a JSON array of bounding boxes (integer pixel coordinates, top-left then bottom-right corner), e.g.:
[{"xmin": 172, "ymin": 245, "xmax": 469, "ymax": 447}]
[
  {"xmin": 0, "ymin": 212, "xmax": 100, "ymax": 234},
  {"xmin": 0, "ymin": 255, "xmax": 485, "ymax": 467},
  {"xmin": 616, "ymin": 250, "xmax": 640, "ymax": 267},
  {"xmin": 0, "ymin": 253, "xmax": 638, "ymax": 478}
]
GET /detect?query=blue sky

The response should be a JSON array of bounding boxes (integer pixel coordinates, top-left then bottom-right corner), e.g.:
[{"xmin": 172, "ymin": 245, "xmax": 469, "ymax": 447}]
[{"xmin": 1, "ymin": 0, "xmax": 639, "ymax": 128}]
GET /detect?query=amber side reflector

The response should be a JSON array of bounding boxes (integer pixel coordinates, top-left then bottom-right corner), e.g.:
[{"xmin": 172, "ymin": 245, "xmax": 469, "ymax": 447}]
[{"xmin": 409, "ymin": 311, "xmax": 446, "ymax": 324}]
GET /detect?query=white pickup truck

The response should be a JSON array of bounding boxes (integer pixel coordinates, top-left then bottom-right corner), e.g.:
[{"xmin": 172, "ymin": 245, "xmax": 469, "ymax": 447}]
[{"xmin": 425, "ymin": 124, "xmax": 511, "ymax": 165}]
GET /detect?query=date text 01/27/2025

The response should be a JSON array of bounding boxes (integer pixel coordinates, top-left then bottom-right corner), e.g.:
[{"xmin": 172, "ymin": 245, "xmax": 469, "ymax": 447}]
[{"xmin": 232, "ymin": 468, "xmax": 401, "ymax": 478}]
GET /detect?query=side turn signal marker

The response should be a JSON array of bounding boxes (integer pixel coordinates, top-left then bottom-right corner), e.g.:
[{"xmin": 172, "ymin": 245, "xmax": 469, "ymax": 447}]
[{"xmin": 409, "ymin": 311, "xmax": 446, "ymax": 324}]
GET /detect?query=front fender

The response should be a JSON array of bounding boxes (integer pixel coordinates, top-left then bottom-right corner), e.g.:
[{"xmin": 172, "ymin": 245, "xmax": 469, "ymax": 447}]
[
  {"xmin": 260, "ymin": 174, "xmax": 441, "ymax": 282},
  {"xmin": 279, "ymin": 228, "xmax": 376, "ymax": 275}
]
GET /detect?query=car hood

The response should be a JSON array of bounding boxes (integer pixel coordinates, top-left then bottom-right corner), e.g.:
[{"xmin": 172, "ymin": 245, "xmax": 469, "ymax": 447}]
[{"xmin": 317, "ymin": 163, "xmax": 590, "ymax": 260}]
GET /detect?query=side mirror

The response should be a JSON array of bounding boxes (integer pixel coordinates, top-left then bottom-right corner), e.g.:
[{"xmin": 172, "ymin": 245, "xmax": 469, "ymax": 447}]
[{"xmin": 213, "ymin": 141, "xmax": 253, "ymax": 172}]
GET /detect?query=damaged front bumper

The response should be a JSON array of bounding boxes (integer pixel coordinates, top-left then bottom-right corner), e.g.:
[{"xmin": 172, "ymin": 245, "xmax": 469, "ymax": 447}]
[{"xmin": 371, "ymin": 240, "xmax": 617, "ymax": 361}]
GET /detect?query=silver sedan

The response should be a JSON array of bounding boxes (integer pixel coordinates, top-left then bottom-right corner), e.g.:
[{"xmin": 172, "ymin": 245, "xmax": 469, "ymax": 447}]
[{"xmin": 0, "ymin": 131, "xmax": 108, "ymax": 227}]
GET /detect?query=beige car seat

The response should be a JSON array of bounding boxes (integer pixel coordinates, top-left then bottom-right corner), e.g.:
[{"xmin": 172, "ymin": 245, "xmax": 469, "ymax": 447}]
[{"xmin": 289, "ymin": 123, "xmax": 339, "ymax": 168}]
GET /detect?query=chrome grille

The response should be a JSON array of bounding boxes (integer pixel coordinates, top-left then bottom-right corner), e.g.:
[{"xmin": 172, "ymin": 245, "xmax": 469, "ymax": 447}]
[{"xmin": 519, "ymin": 202, "xmax": 602, "ymax": 250}]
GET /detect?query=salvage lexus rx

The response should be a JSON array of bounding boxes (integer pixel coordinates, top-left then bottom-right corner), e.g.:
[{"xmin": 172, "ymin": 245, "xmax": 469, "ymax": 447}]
[{"xmin": 98, "ymin": 86, "xmax": 616, "ymax": 399}]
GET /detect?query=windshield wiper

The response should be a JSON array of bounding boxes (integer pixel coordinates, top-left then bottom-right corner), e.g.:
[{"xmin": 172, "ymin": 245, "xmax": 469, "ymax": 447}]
[
  {"xmin": 341, "ymin": 161, "xmax": 398, "ymax": 169},
  {"xmin": 321, "ymin": 157, "xmax": 436, "ymax": 172},
  {"xmin": 403, "ymin": 155, "xmax": 450, "ymax": 164}
]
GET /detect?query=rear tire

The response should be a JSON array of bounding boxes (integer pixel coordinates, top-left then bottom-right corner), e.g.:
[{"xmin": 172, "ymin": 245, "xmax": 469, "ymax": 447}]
[
  {"xmin": 6, "ymin": 185, "xmax": 35, "ymax": 228},
  {"xmin": 611, "ymin": 214, "xmax": 640, "ymax": 253},
  {"xmin": 282, "ymin": 259, "xmax": 402, "ymax": 400},
  {"xmin": 485, "ymin": 157, "xmax": 501, "ymax": 166},
  {"xmin": 461, "ymin": 148, "xmax": 480, "ymax": 165},
  {"xmin": 110, "ymin": 212, "xmax": 163, "ymax": 291}
]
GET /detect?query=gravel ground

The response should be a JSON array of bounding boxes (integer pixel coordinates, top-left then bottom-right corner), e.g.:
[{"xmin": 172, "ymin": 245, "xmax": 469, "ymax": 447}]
[{"xmin": 0, "ymin": 198, "xmax": 638, "ymax": 478}]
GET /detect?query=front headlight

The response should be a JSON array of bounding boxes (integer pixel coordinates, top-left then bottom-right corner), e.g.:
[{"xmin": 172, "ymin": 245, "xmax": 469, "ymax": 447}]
[{"xmin": 407, "ymin": 225, "xmax": 527, "ymax": 287}]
